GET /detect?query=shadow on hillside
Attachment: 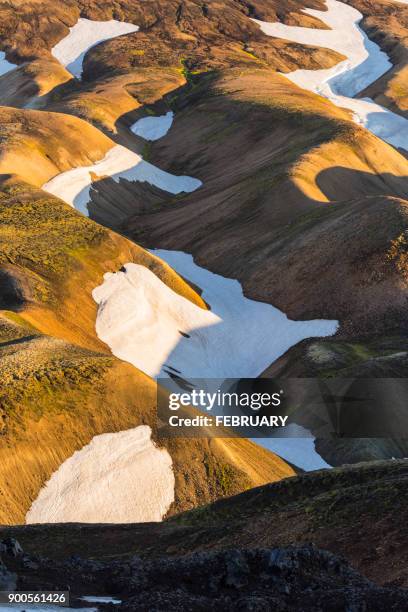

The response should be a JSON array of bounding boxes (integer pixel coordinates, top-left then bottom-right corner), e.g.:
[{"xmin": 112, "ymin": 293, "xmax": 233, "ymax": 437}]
[{"xmin": 316, "ymin": 165, "xmax": 408, "ymax": 202}]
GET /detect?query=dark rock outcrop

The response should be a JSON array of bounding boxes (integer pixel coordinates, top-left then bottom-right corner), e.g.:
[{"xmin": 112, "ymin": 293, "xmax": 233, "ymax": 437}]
[
  {"xmin": 10, "ymin": 545, "xmax": 408, "ymax": 611},
  {"xmin": 0, "ymin": 559, "xmax": 16, "ymax": 591},
  {"xmin": 116, "ymin": 547, "xmax": 408, "ymax": 611}
]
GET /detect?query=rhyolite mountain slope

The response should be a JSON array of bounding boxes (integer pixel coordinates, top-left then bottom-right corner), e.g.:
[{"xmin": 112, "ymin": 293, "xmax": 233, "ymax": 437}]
[
  {"xmin": 0, "ymin": 0, "xmax": 342, "ymax": 113},
  {"xmin": 0, "ymin": 176, "xmax": 294, "ymax": 525},
  {"xmin": 5, "ymin": 0, "xmax": 402, "ymax": 362},
  {"xmin": 0, "ymin": 0, "xmax": 406, "ymax": 495}
]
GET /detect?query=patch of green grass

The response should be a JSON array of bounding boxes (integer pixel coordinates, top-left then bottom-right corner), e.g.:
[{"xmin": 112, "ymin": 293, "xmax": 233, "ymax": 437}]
[{"xmin": 0, "ymin": 183, "xmax": 107, "ymax": 303}]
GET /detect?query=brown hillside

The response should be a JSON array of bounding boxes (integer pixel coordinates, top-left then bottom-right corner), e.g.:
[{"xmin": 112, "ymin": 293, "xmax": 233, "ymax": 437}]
[
  {"xmin": 0, "ymin": 0, "xmax": 344, "ymax": 130},
  {"xmin": 0, "ymin": 178, "xmax": 294, "ymax": 524},
  {"xmin": 108, "ymin": 69, "xmax": 408, "ymax": 338}
]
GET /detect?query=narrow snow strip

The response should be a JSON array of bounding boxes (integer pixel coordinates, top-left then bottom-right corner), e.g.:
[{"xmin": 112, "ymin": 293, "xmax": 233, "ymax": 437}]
[
  {"xmin": 26, "ymin": 426, "xmax": 175, "ymax": 524},
  {"xmin": 0, "ymin": 51, "xmax": 16, "ymax": 77},
  {"xmin": 252, "ymin": 0, "xmax": 408, "ymax": 151},
  {"xmin": 42, "ymin": 144, "xmax": 202, "ymax": 215},
  {"xmin": 92, "ymin": 251, "xmax": 338, "ymax": 380},
  {"xmin": 81, "ymin": 597, "xmax": 122, "ymax": 604},
  {"xmin": 51, "ymin": 18, "xmax": 139, "ymax": 78},
  {"xmin": 131, "ymin": 111, "xmax": 174, "ymax": 141}
]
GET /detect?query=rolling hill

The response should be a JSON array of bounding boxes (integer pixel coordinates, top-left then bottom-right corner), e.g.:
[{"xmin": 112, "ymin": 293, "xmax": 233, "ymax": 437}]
[{"xmin": 0, "ymin": 0, "xmax": 406, "ymax": 536}]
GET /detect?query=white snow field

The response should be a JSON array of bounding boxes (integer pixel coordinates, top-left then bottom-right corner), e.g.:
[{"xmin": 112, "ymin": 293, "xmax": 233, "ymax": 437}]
[
  {"xmin": 92, "ymin": 252, "xmax": 337, "ymax": 471},
  {"xmin": 51, "ymin": 18, "xmax": 139, "ymax": 78},
  {"xmin": 42, "ymin": 144, "xmax": 202, "ymax": 215},
  {"xmin": 252, "ymin": 0, "xmax": 408, "ymax": 151},
  {"xmin": 26, "ymin": 426, "xmax": 175, "ymax": 524},
  {"xmin": 131, "ymin": 111, "xmax": 174, "ymax": 140},
  {"xmin": 0, "ymin": 51, "xmax": 16, "ymax": 77},
  {"xmin": 92, "ymin": 251, "xmax": 339, "ymax": 380}
]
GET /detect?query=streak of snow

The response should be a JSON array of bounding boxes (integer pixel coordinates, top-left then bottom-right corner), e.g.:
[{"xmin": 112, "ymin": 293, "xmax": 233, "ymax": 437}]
[
  {"xmin": 42, "ymin": 144, "xmax": 202, "ymax": 215},
  {"xmin": 81, "ymin": 597, "xmax": 122, "ymax": 604}
]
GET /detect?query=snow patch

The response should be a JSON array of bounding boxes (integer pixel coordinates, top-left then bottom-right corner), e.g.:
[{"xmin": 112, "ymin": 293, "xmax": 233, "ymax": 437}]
[
  {"xmin": 51, "ymin": 18, "xmax": 139, "ymax": 78},
  {"xmin": 92, "ymin": 253, "xmax": 337, "ymax": 471},
  {"xmin": 258, "ymin": 424, "xmax": 331, "ymax": 472},
  {"xmin": 81, "ymin": 597, "xmax": 122, "ymax": 604},
  {"xmin": 0, "ymin": 51, "xmax": 16, "ymax": 77},
  {"xmin": 252, "ymin": 0, "xmax": 408, "ymax": 151},
  {"xmin": 26, "ymin": 426, "xmax": 175, "ymax": 524},
  {"xmin": 42, "ymin": 144, "xmax": 202, "ymax": 215},
  {"xmin": 131, "ymin": 111, "xmax": 174, "ymax": 141},
  {"xmin": 92, "ymin": 251, "xmax": 338, "ymax": 380}
]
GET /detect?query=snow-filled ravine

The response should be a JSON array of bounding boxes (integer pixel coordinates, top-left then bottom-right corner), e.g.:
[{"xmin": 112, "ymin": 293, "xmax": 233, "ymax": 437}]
[
  {"xmin": 26, "ymin": 426, "xmax": 175, "ymax": 524},
  {"xmin": 43, "ymin": 144, "xmax": 202, "ymax": 215},
  {"xmin": 51, "ymin": 18, "xmax": 139, "ymax": 78},
  {"xmin": 253, "ymin": 0, "xmax": 408, "ymax": 152}
]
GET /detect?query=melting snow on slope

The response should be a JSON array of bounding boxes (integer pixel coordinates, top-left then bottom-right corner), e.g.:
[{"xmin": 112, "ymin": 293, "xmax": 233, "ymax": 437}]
[
  {"xmin": 42, "ymin": 144, "xmax": 202, "ymax": 215},
  {"xmin": 92, "ymin": 251, "xmax": 338, "ymax": 380},
  {"xmin": 0, "ymin": 51, "xmax": 16, "ymax": 77},
  {"xmin": 253, "ymin": 0, "xmax": 408, "ymax": 151},
  {"xmin": 51, "ymin": 18, "xmax": 139, "ymax": 78},
  {"xmin": 260, "ymin": 424, "xmax": 331, "ymax": 471},
  {"xmin": 26, "ymin": 426, "xmax": 175, "ymax": 524},
  {"xmin": 131, "ymin": 111, "xmax": 174, "ymax": 140},
  {"xmin": 92, "ymin": 252, "xmax": 337, "ymax": 471}
]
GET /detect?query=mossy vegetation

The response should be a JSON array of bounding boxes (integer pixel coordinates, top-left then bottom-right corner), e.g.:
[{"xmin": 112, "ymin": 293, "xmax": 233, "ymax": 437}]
[
  {"xmin": 0, "ymin": 176, "xmax": 291, "ymax": 525},
  {"xmin": 205, "ymin": 460, "xmax": 247, "ymax": 497}
]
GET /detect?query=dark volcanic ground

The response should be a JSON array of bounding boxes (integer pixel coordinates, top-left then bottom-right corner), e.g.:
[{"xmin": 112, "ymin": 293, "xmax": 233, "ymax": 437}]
[
  {"xmin": 1, "ymin": 459, "xmax": 407, "ymax": 610},
  {"xmin": 1, "ymin": 541, "xmax": 408, "ymax": 611}
]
